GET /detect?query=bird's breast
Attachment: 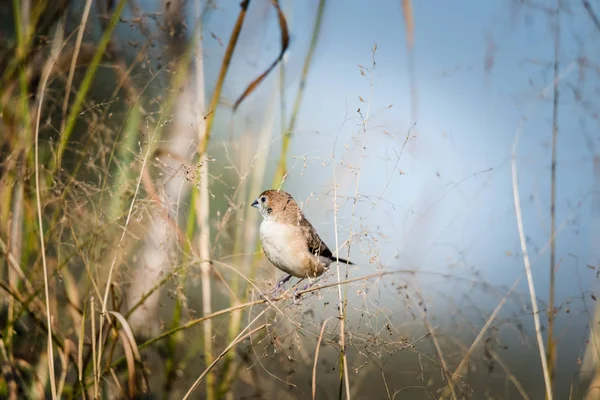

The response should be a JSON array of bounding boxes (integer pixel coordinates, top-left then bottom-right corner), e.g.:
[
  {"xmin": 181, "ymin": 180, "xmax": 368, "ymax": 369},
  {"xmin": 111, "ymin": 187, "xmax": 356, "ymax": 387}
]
[{"xmin": 259, "ymin": 220, "xmax": 320, "ymax": 278}]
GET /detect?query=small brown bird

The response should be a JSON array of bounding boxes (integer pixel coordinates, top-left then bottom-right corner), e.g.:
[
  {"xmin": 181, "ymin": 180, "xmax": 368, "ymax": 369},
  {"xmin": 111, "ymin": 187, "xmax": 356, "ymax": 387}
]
[{"xmin": 251, "ymin": 189, "xmax": 353, "ymax": 288}]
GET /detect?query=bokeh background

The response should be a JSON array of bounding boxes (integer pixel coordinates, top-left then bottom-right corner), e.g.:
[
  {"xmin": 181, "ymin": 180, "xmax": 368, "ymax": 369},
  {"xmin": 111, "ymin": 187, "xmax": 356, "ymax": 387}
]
[{"xmin": 1, "ymin": 0, "xmax": 599, "ymax": 398}]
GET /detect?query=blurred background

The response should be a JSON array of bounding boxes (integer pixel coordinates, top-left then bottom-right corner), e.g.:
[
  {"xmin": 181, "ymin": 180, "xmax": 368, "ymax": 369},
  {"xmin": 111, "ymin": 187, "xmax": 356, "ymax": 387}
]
[{"xmin": 1, "ymin": 0, "xmax": 599, "ymax": 398}]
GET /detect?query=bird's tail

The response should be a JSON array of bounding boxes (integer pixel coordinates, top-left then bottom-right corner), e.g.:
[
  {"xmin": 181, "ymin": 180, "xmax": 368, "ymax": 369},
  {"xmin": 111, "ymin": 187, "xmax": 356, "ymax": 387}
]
[{"xmin": 330, "ymin": 256, "xmax": 353, "ymax": 265}]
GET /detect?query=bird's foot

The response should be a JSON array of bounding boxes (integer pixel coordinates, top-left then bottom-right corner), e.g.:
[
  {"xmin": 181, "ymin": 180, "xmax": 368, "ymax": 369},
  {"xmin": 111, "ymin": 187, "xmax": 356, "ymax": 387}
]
[
  {"xmin": 272, "ymin": 274, "xmax": 293, "ymax": 298},
  {"xmin": 293, "ymin": 279, "xmax": 317, "ymax": 303},
  {"xmin": 293, "ymin": 288, "xmax": 302, "ymax": 304},
  {"xmin": 259, "ymin": 287, "xmax": 281, "ymax": 301},
  {"xmin": 276, "ymin": 274, "xmax": 293, "ymax": 289},
  {"xmin": 259, "ymin": 274, "xmax": 294, "ymax": 301}
]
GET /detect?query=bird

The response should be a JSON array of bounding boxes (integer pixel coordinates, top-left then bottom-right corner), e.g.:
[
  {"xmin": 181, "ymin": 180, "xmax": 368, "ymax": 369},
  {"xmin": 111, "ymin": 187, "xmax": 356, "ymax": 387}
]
[{"xmin": 251, "ymin": 189, "xmax": 353, "ymax": 290}]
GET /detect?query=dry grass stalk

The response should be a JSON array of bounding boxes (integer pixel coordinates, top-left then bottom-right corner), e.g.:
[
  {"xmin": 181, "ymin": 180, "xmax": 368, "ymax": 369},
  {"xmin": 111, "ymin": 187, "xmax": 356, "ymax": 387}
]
[
  {"xmin": 32, "ymin": 17, "xmax": 66, "ymax": 400},
  {"xmin": 511, "ymin": 125, "xmax": 553, "ymax": 400}
]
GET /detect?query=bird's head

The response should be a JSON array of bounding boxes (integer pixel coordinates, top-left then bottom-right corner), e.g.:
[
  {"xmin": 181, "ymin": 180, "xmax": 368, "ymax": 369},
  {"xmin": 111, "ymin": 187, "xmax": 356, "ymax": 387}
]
[{"xmin": 251, "ymin": 189, "xmax": 299, "ymax": 222}]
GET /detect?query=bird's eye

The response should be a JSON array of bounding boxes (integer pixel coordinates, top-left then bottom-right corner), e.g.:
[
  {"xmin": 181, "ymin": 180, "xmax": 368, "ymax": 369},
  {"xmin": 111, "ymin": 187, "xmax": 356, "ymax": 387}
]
[{"xmin": 260, "ymin": 196, "xmax": 267, "ymax": 203}]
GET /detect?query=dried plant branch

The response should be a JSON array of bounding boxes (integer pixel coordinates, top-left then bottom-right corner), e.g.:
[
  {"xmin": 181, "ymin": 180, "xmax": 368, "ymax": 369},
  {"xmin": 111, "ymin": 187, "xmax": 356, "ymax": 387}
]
[
  {"xmin": 33, "ymin": 17, "xmax": 66, "ymax": 400},
  {"xmin": 77, "ymin": 298, "xmax": 86, "ymax": 386},
  {"xmin": 192, "ymin": 3, "xmax": 251, "ymax": 397},
  {"xmin": 488, "ymin": 349, "xmax": 531, "ymax": 400},
  {"xmin": 108, "ymin": 311, "xmax": 144, "ymax": 398},
  {"xmin": 413, "ymin": 279, "xmax": 457, "ymax": 400},
  {"xmin": 56, "ymin": 343, "xmax": 69, "ymax": 398},
  {"xmin": 97, "ymin": 128, "xmax": 155, "ymax": 384},
  {"xmin": 442, "ymin": 275, "xmax": 523, "ymax": 398},
  {"xmin": 109, "ymin": 269, "xmax": 421, "ymax": 372},
  {"xmin": 197, "ymin": 110, "xmax": 214, "ymax": 400},
  {"xmin": 0, "ymin": 281, "xmax": 75, "ymax": 362},
  {"xmin": 511, "ymin": 123, "xmax": 553, "ymax": 400},
  {"xmin": 547, "ymin": 3, "xmax": 560, "ymax": 392},
  {"xmin": 0, "ymin": 236, "xmax": 38, "ymax": 300},
  {"xmin": 0, "ymin": 337, "xmax": 22, "ymax": 400},
  {"xmin": 182, "ymin": 323, "xmax": 269, "ymax": 400},
  {"xmin": 273, "ymin": 0, "xmax": 326, "ymax": 186},
  {"xmin": 6, "ymin": 152, "xmax": 24, "ymax": 400},
  {"xmin": 60, "ymin": 0, "xmax": 93, "ymax": 133},
  {"xmin": 313, "ymin": 317, "xmax": 332, "ymax": 400},
  {"xmin": 218, "ymin": 86, "xmax": 279, "ymax": 396},
  {"xmin": 232, "ymin": 0, "xmax": 289, "ymax": 110},
  {"xmin": 91, "ymin": 297, "xmax": 98, "ymax": 399},
  {"xmin": 54, "ymin": 0, "xmax": 127, "ymax": 173},
  {"xmin": 332, "ymin": 181, "xmax": 351, "ymax": 400},
  {"xmin": 582, "ymin": 0, "xmax": 600, "ymax": 31},
  {"xmin": 199, "ymin": 0, "xmax": 250, "ymax": 155},
  {"xmin": 400, "ymin": 0, "xmax": 418, "ymax": 121}
]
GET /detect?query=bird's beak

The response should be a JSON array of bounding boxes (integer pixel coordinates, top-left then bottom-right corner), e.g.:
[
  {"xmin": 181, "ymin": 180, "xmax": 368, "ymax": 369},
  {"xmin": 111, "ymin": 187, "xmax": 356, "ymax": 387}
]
[{"xmin": 251, "ymin": 199, "xmax": 259, "ymax": 208}]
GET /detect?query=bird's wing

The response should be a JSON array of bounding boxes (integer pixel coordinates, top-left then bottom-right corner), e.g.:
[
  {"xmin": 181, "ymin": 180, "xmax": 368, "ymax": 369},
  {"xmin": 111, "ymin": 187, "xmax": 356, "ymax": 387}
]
[{"xmin": 298, "ymin": 216, "xmax": 334, "ymax": 259}]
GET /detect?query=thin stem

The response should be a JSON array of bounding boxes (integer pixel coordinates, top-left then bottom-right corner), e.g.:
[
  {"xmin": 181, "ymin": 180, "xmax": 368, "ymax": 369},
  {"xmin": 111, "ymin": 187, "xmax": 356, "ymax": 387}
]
[
  {"xmin": 332, "ymin": 182, "xmax": 351, "ymax": 400},
  {"xmin": 60, "ymin": 0, "xmax": 93, "ymax": 133},
  {"xmin": 53, "ymin": 0, "xmax": 127, "ymax": 174},
  {"xmin": 512, "ymin": 125, "xmax": 553, "ymax": 400},
  {"xmin": 443, "ymin": 276, "xmax": 523, "ymax": 398},
  {"xmin": 97, "ymin": 130, "xmax": 155, "ymax": 387},
  {"xmin": 182, "ymin": 323, "xmax": 268, "ymax": 400},
  {"xmin": 91, "ymin": 297, "xmax": 98, "ymax": 399},
  {"xmin": 199, "ymin": 0, "xmax": 251, "ymax": 155},
  {"xmin": 313, "ymin": 318, "xmax": 332, "ymax": 400},
  {"xmin": 547, "ymin": 4, "xmax": 560, "ymax": 395},
  {"xmin": 32, "ymin": 17, "xmax": 65, "ymax": 400},
  {"xmin": 192, "ymin": 3, "xmax": 251, "ymax": 397},
  {"xmin": 272, "ymin": 0, "xmax": 326, "ymax": 187}
]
